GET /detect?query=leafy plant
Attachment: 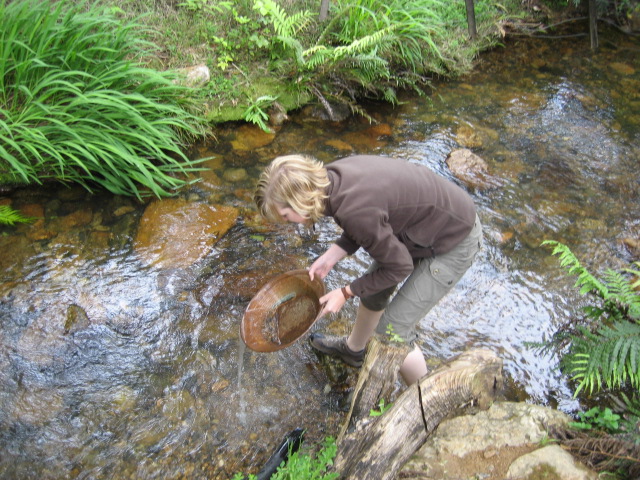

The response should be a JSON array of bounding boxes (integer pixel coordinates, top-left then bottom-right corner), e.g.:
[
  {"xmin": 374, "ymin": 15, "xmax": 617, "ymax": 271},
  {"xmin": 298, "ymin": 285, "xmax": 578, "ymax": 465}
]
[
  {"xmin": 543, "ymin": 240, "xmax": 640, "ymax": 397},
  {"xmin": 243, "ymin": 95, "xmax": 278, "ymax": 132},
  {"xmin": 570, "ymin": 407, "xmax": 622, "ymax": 433},
  {"xmin": 0, "ymin": 205, "xmax": 35, "ymax": 225},
  {"xmin": 270, "ymin": 436, "xmax": 338, "ymax": 480},
  {"xmin": 233, "ymin": 436, "xmax": 338, "ymax": 480},
  {"xmin": 538, "ymin": 431, "xmax": 558, "ymax": 447},
  {"xmin": 370, "ymin": 398, "xmax": 392, "ymax": 417},
  {"xmin": 0, "ymin": 0, "xmax": 207, "ymax": 198},
  {"xmin": 386, "ymin": 323, "xmax": 404, "ymax": 343}
]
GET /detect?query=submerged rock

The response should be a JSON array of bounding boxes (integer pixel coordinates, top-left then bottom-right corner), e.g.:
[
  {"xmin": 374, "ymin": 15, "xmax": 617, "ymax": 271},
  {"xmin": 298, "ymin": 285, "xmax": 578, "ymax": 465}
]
[
  {"xmin": 134, "ymin": 198, "xmax": 238, "ymax": 269},
  {"xmin": 446, "ymin": 148, "xmax": 491, "ymax": 190}
]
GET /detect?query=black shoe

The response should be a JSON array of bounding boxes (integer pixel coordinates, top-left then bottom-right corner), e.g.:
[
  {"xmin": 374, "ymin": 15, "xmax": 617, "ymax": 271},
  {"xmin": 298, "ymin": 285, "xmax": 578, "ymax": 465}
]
[{"xmin": 309, "ymin": 333, "xmax": 365, "ymax": 367}]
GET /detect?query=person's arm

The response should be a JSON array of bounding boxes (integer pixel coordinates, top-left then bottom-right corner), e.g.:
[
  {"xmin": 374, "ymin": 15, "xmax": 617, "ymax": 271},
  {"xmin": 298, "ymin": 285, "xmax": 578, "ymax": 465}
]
[
  {"xmin": 309, "ymin": 243, "xmax": 348, "ymax": 281},
  {"xmin": 316, "ymin": 284, "xmax": 352, "ymax": 319},
  {"xmin": 309, "ymin": 244, "xmax": 352, "ymax": 319}
]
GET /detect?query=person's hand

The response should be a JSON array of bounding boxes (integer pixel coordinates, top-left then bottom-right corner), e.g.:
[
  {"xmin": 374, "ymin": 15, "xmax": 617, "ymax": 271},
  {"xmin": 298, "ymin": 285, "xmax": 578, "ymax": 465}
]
[
  {"xmin": 317, "ymin": 288, "xmax": 347, "ymax": 318},
  {"xmin": 309, "ymin": 244, "xmax": 348, "ymax": 281}
]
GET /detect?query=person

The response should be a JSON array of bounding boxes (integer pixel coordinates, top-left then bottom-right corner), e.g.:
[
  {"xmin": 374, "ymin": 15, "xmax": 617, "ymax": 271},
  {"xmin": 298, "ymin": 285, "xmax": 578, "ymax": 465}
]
[{"xmin": 254, "ymin": 154, "xmax": 482, "ymax": 385}]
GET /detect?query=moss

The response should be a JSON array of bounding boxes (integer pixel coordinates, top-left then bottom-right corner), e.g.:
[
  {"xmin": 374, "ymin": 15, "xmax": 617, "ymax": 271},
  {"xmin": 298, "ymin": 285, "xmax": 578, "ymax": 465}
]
[
  {"xmin": 525, "ymin": 464, "xmax": 562, "ymax": 480},
  {"xmin": 205, "ymin": 76, "xmax": 312, "ymax": 123}
]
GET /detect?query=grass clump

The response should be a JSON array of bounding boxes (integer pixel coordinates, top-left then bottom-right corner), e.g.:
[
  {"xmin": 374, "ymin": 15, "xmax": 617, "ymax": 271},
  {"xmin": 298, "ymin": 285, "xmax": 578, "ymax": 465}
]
[{"xmin": 0, "ymin": 0, "xmax": 208, "ymax": 198}]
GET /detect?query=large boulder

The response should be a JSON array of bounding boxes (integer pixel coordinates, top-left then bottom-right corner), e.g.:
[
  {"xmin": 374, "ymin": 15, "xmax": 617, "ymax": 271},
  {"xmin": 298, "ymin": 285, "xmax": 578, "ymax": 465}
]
[
  {"xmin": 400, "ymin": 401, "xmax": 597, "ymax": 480},
  {"xmin": 134, "ymin": 198, "xmax": 238, "ymax": 269}
]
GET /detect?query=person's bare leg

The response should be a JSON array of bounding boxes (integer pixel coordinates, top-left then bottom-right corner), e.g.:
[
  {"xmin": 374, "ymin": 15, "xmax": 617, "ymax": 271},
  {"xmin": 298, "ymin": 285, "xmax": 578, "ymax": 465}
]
[
  {"xmin": 400, "ymin": 345, "xmax": 428, "ymax": 385},
  {"xmin": 346, "ymin": 303, "xmax": 384, "ymax": 351}
]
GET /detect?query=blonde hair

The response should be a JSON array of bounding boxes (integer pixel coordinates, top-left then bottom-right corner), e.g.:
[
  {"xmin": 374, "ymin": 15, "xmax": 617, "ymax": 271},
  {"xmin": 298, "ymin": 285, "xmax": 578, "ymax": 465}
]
[{"xmin": 254, "ymin": 154, "xmax": 330, "ymax": 223}]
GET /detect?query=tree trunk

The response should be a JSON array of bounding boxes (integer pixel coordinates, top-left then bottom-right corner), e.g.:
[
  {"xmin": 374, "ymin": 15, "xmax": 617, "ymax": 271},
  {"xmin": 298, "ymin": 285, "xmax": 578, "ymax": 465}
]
[
  {"xmin": 334, "ymin": 348, "xmax": 503, "ymax": 480},
  {"xmin": 589, "ymin": 0, "xmax": 598, "ymax": 49},
  {"xmin": 465, "ymin": 0, "xmax": 477, "ymax": 39},
  {"xmin": 319, "ymin": 0, "xmax": 330, "ymax": 21}
]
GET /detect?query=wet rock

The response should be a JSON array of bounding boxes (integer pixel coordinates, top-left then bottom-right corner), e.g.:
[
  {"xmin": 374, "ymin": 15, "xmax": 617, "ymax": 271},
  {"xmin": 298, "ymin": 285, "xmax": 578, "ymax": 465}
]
[
  {"xmin": 161, "ymin": 389, "xmax": 196, "ymax": 422},
  {"xmin": 622, "ymin": 237, "xmax": 640, "ymax": 259},
  {"xmin": 64, "ymin": 303, "xmax": 90, "ymax": 334},
  {"xmin": 324, "ymin": 139, "xmax": 354, "ymax": 152},
  {"xmin": 198, "ymin": 314, "xmax": 240, "ymax": 345},
  {"xmin": 455, "ymin": 124, "xmax": 483, "ymax": 148},
  {"xmin": 231, "ymin": 125, "xmax": 276, "ymax": 151},
  {"xmin": 10, "ymin": 390, "xmax": 65, "ymax": 426},
  {"xmin": 445, "ymin": 148, "xmax": 491, "ymax": 190},
  {"xmin": 17, "ymin": 203, "xmax": 55, "ymax": 241},
  {"xmin": 211, "ymin": 379, "xmax": 230, "ymax": 393},
  {"xmin": 114, "ymin": 206, "xmax": 136, "ymax": 217},
  {"xmin": 223, "ymin": 168, "xmax": 248, "ymax": 182},
  {"xmin": 110, "ymin": 385, "xmax": 138, "ymax": 414},
  {"xmin": 268, "ymin": 102, "xmax": 289, "ymax": 127},
  {"xmin": 134, "ymin": 198, "xmax": 238, "ymax": 269},
  {"xmin": 58, "ymin": 208, "xmax": 93, "ymax": 229},
  {"xmin": 366, "ymin": 123, "xmax": 392, "ymax": 137},
  {"xmin": 1, "ymin": 233, "xmax": 36, "ymax": 274},
  {"xmin": 57, "ymin": 186, "xmax": 87, "ymax": 202},
  {"xmin": 308, "ymin": 102, "xmax": 351, "ymax": 122},
  {"xmin": 610, "ymin": 62, "xmax": 635, "ymax": 76},
  {"xmin": 201, "ymin": 155, "xmax": 225, "ymax": 171},
  {"xmin": 343, "ymin": 123, "xmax": 392, "ymax": 150}
]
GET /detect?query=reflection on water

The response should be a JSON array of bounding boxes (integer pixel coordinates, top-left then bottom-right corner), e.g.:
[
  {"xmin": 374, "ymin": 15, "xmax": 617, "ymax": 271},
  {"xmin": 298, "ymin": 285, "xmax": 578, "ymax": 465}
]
[{"xmin": 1, "ymin": 26, "xmax": 639, "ymax": 479}]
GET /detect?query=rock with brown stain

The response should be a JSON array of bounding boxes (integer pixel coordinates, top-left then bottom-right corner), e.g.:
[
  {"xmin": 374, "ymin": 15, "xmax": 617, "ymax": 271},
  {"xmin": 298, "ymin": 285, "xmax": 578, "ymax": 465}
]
[
  {"xmin": 134, "ymin": 198, "xmax": 238, "ymax": 269},
  {"xmin": 446, "ymin": 148, "xmax": 491, "ymax": 190}
]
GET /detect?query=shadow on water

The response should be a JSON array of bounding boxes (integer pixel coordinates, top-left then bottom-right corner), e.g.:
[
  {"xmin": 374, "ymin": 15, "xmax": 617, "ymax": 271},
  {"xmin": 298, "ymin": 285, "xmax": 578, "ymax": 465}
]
[{"xmin": 1, "ymin": 26, "xmax": 639, "ymax": 478}]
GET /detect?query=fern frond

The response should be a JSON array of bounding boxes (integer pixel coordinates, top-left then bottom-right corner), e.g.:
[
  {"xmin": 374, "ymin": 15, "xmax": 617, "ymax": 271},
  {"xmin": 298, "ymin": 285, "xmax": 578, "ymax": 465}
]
[
  {"xmin": 0, "ymin": 205, "xmax": 36, "ymax": 225},
  {"xmin": 568, "ymin": 321, "xmax": 640, "ymax": 395},
  {"xmin": 302, "ymin": 45, "xmax": 333, "ymax": 70},
  {"xmin": 254, "ymin": 0, "xmax": 312, "ymax": 37},
  {"xmin": 542, "ymin": 240, "xmax": 608, "ymax": 298},
  {"xmin": 276, "ymin": 35, "xmax": 305, "ymax": 66},
  {"xmin": 332, "ymin": 26, "xmax": 396, "ymax": 60}
]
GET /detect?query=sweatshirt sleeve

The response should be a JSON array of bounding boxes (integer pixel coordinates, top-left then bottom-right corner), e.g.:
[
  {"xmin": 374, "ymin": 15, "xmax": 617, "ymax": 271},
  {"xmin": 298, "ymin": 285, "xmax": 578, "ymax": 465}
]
[
  {"xmin": 343, "ymin": 212, "xmax": 414, "ymax": 298},
  {"xmin": 335, "ymin": 232, "xmax": 359, "ymax": 255}
]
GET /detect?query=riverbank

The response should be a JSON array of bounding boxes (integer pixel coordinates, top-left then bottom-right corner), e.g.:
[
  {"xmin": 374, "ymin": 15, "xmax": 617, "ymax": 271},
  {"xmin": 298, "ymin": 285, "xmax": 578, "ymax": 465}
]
[{"xmin": 118, "ymin": 0, "xmax": 532, "ymax": 126}]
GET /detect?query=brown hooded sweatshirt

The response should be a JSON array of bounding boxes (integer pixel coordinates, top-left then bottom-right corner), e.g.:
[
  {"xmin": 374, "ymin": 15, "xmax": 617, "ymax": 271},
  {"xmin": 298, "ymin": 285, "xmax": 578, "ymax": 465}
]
[{"xmin": 324, "ymin": 155, "xmax": 476, "ymax": 298}]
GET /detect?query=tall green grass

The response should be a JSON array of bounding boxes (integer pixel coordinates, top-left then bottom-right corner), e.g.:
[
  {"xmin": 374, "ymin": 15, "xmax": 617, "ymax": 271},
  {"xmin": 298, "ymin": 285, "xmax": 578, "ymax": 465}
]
[
  {"xmin": 0, "ymin": 0, "xmax": 207, "ymax": 198},
  {"xmin": 331, "ymin": 0, "xmax": 507, "ymax": 76}
]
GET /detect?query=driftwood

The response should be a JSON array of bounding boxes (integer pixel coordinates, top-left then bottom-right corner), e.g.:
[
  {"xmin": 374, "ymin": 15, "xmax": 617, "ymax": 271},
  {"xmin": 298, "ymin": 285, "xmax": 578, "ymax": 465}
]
[{"xmin": 333, "ymin": 339, "xmax": 503, "ymax": 480}]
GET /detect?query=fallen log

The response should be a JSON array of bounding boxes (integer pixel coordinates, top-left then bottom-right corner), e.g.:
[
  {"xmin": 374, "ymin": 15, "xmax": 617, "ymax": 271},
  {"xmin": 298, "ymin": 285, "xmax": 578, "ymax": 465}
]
[
  {"xmin": 333, "ymin": 345, "xmax": 503, "ymax": 480},
  {"xmin": 338, "ymin": 336, "xmax": 411, "ymax": 442}
]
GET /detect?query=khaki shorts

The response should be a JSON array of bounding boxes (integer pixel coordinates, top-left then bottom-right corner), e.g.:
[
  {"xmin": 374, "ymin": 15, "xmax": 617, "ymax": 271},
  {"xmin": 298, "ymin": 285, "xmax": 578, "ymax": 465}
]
[{"xmin": 362, "ymin": 215, "xmax": 483, "ymax": 343}]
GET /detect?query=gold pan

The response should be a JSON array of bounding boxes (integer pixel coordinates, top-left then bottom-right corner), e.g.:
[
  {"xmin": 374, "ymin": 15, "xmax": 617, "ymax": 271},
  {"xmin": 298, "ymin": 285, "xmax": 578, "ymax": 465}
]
[{"xmin": 241, "ymin": 270, "xmax": 325, "ymax": 352}]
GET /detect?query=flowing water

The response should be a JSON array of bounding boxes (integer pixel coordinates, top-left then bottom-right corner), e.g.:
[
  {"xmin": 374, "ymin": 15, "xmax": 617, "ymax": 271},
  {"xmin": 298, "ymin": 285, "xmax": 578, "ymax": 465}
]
[{"xmin": 1, "ymin": 25, "xmax": 639, "ymax": 479}]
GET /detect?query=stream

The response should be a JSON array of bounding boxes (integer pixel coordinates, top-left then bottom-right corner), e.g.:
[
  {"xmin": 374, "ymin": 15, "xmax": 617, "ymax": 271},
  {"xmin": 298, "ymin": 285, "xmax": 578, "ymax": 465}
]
[{"xmin": 1, "ymin": 24, "xmax": 639, "ymax": 479}]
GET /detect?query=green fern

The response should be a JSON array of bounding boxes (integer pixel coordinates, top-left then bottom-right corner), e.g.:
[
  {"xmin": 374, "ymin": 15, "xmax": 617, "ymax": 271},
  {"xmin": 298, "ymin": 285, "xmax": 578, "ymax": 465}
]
[
  {"xmin": 542, "ymin": 240, "xmax": 608, "ymax": 298},
  {"xmin": 252, "ymin": 0, "xmax": 400, "ymax": 118},
  {"xmin": 543, "ymin": 240, "xmax": 640, "ymax": 398},
  {"xmin": 0, "ymin": 205, "xmax": 36, "ymax": 225},
  {"xmin": 569, "ymin": 322, "xmax": 640, "ymax": 395},
  {"xmin": 253, "ymin": 0, "xmax": 312, "ymax": 38}
]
